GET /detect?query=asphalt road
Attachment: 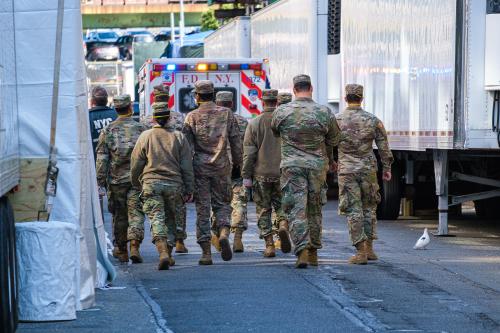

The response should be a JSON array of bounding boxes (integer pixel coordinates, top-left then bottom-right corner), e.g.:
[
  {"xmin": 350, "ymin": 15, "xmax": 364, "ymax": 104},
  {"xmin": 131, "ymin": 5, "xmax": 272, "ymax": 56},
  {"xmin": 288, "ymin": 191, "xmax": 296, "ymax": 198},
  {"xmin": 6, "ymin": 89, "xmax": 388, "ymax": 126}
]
[{"xmin": 18, "ymin": 201, "xmax": 500, "ymax": 333}]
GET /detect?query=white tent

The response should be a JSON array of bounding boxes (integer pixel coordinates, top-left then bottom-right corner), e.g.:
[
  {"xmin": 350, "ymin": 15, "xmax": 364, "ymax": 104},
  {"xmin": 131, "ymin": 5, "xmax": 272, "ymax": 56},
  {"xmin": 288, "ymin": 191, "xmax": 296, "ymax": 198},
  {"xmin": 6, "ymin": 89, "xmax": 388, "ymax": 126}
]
[{"xmin": 12, "ymin": 0, "xmax": 114, "ymax": 309}]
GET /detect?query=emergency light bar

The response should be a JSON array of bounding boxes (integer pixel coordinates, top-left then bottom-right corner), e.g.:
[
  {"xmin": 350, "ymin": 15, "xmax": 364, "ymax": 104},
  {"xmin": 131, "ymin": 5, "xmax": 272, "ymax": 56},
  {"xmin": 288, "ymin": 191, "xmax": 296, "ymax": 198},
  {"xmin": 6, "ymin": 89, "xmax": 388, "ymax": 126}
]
[{"xmin": 152, "ymin": 63, "xmax": 263, "ymax": 73}]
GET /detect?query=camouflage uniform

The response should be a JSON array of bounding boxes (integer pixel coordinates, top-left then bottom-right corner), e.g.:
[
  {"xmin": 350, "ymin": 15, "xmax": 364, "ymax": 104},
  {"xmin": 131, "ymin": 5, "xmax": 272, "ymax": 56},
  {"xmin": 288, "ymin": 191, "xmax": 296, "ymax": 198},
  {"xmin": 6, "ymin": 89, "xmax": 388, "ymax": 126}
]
[
  {"xmin": 183, "ymin": 81, "xmax": 242, "ymax": 244},
  {"xmin": 242, "ymin": 89, "xmax": 286, "ymax": 238},
  {"xmin": 142, "ymin": 85, "xmax": 188, "ymax": 242},
  {"xmin": 337, "ymin": 84, "xmax": 393, "ymax": 246},
  {"xmin": 271, "ymin": 75, "xmax": 340, "ymax": 255},
  {"xmin": 130, "ymin": 102, "xmax": 194, "ymax": 246},
  {"xmin": 96, "ymin": 95, "xmax": 147, "ymax": 248},
  {"xmin": 277, "ymin": 92, "xmax": 293, "ymax": 106}
]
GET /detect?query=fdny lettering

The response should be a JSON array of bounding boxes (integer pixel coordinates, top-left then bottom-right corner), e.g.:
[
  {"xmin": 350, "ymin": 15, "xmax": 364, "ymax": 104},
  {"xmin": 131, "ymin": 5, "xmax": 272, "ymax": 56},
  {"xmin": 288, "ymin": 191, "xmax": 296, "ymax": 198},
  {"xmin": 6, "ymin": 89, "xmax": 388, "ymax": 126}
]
[
  {"xmin": 214, "ymin": 74, "xmax": 234, "ymax": 84},
  {"xmin": 181, "ymin": 74, "xmax": 202, "ymax": 84}
]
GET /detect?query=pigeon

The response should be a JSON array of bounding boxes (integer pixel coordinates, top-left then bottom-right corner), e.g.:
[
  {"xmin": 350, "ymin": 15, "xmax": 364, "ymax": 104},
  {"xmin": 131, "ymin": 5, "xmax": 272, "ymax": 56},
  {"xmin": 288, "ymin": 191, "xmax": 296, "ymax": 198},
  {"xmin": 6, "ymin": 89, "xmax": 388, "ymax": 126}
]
[{"xmin": 413, "ymin": 228, "xmax": 430, "ymax": 250}]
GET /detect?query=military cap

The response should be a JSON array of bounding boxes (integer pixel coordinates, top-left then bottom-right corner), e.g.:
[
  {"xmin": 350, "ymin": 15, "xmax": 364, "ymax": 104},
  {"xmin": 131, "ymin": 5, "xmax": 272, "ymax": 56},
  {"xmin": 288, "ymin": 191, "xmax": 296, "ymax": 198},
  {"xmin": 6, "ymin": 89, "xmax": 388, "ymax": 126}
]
[
  {"xmin": 293, "ymin": 74, "xmax": 312, "ymax": 85},
  {"xmin": 113, "ymin": 94, "xmax": 131, "ymax": 108},
  {"xmin": 152, "ymin": 102, "xmax": 170, "ymax": 119},
  {"xmin": 345, "ymin": 84, "xmax": 364, "ymax": 98},
  {"xmin": 153, "ymin": 84, "xmax": 170, "ymax": 102},
  {"xmin": 216, "ymin": 91, "xmax": 233, "ymax": 102},
  {"xmin": 262, "ymin": 89, "xmax": 278, "ymax": 101},
  {"xmin": 194, "ymin": 80, "xmax": 214, "ymax": 94},
  {"xmin": 277, "ymin": 92, "xmax": 292, "ymax": 104}
]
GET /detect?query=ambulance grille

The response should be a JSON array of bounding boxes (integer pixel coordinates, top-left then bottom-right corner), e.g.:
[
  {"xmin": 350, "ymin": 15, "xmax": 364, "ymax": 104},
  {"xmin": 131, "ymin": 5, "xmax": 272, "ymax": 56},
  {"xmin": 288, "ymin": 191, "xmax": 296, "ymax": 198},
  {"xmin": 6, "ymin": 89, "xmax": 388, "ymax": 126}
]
[{"xmin": 328, "ymin": 0, "xmax": 341, "ymax": 55}]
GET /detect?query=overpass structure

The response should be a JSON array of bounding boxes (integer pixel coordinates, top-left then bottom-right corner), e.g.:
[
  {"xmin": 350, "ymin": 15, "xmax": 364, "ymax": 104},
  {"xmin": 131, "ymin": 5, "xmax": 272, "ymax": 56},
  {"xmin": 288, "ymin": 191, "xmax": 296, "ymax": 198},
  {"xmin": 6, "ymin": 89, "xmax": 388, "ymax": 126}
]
[{"xmin": 81, "ymin": 0, "xmax": 209, "ymax": 28}]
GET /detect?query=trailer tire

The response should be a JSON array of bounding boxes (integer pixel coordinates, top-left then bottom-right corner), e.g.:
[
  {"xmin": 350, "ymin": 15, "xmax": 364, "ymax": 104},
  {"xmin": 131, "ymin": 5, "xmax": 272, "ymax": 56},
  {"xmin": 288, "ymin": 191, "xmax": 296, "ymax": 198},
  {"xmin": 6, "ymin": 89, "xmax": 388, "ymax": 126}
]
[
  {"xmin": 377, "ymin": 161, "xmax": 402, "ymax": 220},
  {"xmin": 474, "ymin": 198, "xmax": 500, "ymax": 220}
]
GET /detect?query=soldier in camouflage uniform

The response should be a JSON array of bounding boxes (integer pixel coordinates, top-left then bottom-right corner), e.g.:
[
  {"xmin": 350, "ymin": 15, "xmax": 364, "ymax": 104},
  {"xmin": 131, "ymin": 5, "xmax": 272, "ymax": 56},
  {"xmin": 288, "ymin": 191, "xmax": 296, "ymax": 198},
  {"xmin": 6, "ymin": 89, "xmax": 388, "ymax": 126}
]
[
  {"xmin": 277, "ymin": 92, "xmax": 293, "ymax": 106},
  {"xmin": 209, "ymin": 91, "xmax": 249, "ymax": 253},
  {"xmin": 271, "ymin": 75, "xmax": 340, "ymax": 268},
  {"xmin": 336, "ymin": 84, "xmax": 393, "ymax": 265},
  {"xmin": 96, "ymin": 94, "xmax": 147, "ymax": 263},
  {"xmin": 147, "ymin": 85, "xmax": 189, "ymax": 254},
  {"xmin": 242, "ymin": 89, "xmax": 291, "ymax": 258},
  {"xmin": 131, "ymin": 102, "xmax": 194, "ymax": 270},
  {"xmin": 183, "ymin": 80, "xmax": 242, "ymax": 265}
]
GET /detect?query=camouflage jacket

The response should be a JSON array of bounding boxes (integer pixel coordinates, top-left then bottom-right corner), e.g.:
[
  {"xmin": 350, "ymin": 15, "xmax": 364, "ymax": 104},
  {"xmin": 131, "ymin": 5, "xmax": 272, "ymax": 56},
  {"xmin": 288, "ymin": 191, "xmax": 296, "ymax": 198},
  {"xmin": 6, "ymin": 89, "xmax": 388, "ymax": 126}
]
[
  {"xmin": 242, "ymin": 107, "xmax": 281, "ymax": 180},
  {"xmin": 336, "ymin": 106, "xmax": 393, "ymax": 175},
  {"xmin": 130, "ymin": 126, "xmax": 194, "ymax": 194},
  {"xmin": 96, "ymin": 116, "xmax": 147, "ymax": 187},
  {"xmin": 234, "ymin": 113, "xmax": 248, "ymax": 141},
  {"xmin": 142, "ymin": 111, "xmax": 184, "ymax": 131},
  {"xmin": 183, "ymin": 101, "xmax": 242, "ymax": 176},
  {"xmin": 271, "ymin": 97, "xmax": 340, "ymax": 171}
]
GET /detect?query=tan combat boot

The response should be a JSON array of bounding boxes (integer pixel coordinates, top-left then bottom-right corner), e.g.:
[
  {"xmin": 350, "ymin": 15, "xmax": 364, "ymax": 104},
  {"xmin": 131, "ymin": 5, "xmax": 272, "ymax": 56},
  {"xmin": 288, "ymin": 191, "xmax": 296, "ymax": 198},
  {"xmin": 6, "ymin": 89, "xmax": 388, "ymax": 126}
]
[
  {"xmin": 233, "ymin": 229, "xmax": 244, "ymax": 253},
  {"xmin": 129, "ymin": 240, "xmax": 143, "ymax": 264},
  {"xmin": 117, "ymin": 245, "xmax": 129, "ymax": 263},
  {"xmin": 366, "ymin": 239, "xmax": 378, "ymax": 261},
  {"xmin": 218, "ymin": 227, "xmax": 233, "ymax": 261},
  {"xmin": 211, "ymin": 233, "xmax": 221, "ymax": 252},
  {"xmin": 278, "ymin": 220, "xmax": 292, "ymax": 254},
  {"xmin": 199, "ymin": 241, "xmax": 213, "ymax": 265},
  {"xmin": 349, "ymin": 240, "xmax": 368, "ymax": 265},
  {"xmin": 263, "ymin": 235, "xmax": 276, "ymax": 258},
  {"xmin": 295, "ymin": 248, "xmax": 309, "ymax": 269},
  {"xmin": 175, "ymin": 239, "xmax": 188, "ymax": 254},
  {"xmin": 167, "ymin": 245, "xmax": 176, "ymax": 266},
  {"xmin": 308, "ymin": 248, "xmax": 318, "ymax": 266},
  {"xmin": 155, "ymin": 238, "xmax": 170, "ymax": 270}
]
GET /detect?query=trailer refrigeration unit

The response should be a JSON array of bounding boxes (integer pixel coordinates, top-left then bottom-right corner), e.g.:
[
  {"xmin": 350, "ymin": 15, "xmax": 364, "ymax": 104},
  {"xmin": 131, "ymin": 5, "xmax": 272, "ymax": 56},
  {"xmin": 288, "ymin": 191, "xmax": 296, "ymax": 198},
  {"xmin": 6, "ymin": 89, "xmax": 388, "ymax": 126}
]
[
  {"xmin": 204, "ymin": 17, "xmax": 251, "ymax": 59},
  {"xmin": 250, "ymin": 0, "xmax": 500, "ymax": 231},
  {"xmin": 138, "ymin": 58, "xmax": 270, "ymax": 121}
]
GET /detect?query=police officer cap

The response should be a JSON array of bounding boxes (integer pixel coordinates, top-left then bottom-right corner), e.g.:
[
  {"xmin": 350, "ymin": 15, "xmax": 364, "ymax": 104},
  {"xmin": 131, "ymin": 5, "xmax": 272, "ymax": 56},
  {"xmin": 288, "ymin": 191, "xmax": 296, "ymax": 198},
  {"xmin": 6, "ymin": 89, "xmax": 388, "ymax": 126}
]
[
  {"xmin": 194, "ymin": 80, "xmax": 214, "ymax": 94},
  {"xmin": 113, "ymin": 94, "xmax": 131, "ymax": 108},
  {"xmin": 293, "ymin": 74, "xmax": 312, "ymax": 85},
  {"xmin": 262, "ymin": 89, "xmax": 278, "ymax": 101},
  {"xmin": 153, "ymin": 85, "xmax": 170, "ymax": 102},
  {"xmin": 277, "ymin": 92, "xmax": 292, "ymax": 104},
  {"xmin": 216, "ymin": 91, "xmax": 233, "ymax": 102},
  {"xmin": 92, "ymin": 86, "xmax": 108, "ymax": 98},
  {"xmin": 345, "ymin": 84, "xmax": 364, "ymax": 98}
]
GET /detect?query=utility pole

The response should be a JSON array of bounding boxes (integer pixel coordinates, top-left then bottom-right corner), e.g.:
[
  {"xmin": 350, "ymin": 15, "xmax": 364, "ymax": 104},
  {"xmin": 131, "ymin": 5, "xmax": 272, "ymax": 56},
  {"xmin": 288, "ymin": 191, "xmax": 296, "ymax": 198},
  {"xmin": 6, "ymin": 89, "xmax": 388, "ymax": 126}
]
[
  {"xmin": 179, "ymin": 0, "xmax": 185, "ymax": 46},
  {"xmin": 170, "ymin": 12, "xmax": 176, "ymax": 42}
]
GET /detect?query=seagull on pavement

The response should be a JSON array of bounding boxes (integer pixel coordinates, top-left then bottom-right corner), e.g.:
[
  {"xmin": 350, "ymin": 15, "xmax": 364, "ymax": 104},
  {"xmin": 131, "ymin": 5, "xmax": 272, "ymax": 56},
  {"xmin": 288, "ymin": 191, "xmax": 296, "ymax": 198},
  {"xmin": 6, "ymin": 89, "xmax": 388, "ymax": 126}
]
[{"xmin": 414, "ymin": 228, "xmax": 430, "ymax": 250}]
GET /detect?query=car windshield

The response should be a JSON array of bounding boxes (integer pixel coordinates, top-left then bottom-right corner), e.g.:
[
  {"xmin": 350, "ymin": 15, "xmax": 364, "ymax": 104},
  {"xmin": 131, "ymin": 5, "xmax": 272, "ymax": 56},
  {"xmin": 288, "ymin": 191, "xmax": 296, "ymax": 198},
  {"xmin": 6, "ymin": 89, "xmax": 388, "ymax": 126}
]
[
  {"xmin": 129, "ymin": 31, "xmax": 151, "ymax": 36},
  {"xmin": 98, "ymin": 32, "xmax": 118, "ymax": 39},
  {"xmin": 134, "ymin": 35, "xmax": 153, "ymax": 43}
]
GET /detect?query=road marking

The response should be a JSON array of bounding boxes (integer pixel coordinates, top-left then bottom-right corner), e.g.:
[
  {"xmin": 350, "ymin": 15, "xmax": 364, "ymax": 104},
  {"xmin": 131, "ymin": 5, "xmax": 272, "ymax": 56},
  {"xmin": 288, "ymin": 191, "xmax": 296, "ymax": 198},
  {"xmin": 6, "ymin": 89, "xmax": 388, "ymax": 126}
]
[{"xmin": 135, "ymin": 281, "xmax": 175, "ymax": 333}]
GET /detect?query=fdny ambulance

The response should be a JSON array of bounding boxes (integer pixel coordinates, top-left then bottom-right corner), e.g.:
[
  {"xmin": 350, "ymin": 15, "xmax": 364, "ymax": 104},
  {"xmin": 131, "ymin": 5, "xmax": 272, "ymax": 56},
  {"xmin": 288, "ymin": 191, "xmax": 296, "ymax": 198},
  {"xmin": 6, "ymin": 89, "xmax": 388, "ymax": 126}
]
[{"xmin": 138, "ymin": 58, "xmax": 270, "ymax": 120}]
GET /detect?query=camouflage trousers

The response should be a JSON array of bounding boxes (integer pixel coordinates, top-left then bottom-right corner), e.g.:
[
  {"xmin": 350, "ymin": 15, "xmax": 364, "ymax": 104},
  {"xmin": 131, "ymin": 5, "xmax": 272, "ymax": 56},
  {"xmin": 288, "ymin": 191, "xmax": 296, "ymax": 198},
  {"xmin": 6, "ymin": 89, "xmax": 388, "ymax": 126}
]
[
  {"xmin": 195, "ymin": 174, "xmax": 231, "ymax": 243},
  {"xmin": 230, "ymin": 178, "xmax": 248, "ymax": 231},
  {"xmin": 281, "ymin": 167, "xmax": 326, "ymax": 255},
  {"xmin": 253, "ymin": 178, "xmax": 287, "ymax": 238},
  {"xmin": 141, "ymin": 180, "xmax": 182, "ymax": 246},
  {"xmin": 338, "ymin": 172, "xmax": 380, "ymax": 246},
  {"xmin": 176, "ymin": 203, "xmax": 187, "ymax": 241},
  {"xmin": 107, "ymin": 183, "xmax": 144, "ymax": 247}
]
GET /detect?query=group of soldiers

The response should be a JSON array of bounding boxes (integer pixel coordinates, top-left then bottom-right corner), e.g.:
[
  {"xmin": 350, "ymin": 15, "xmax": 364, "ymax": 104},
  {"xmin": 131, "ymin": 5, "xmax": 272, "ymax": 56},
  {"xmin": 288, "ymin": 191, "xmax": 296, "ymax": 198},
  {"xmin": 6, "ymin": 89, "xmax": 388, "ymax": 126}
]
[{"xmin": 94, "ymin": 73, "xmax": 393, "ymax": 270}]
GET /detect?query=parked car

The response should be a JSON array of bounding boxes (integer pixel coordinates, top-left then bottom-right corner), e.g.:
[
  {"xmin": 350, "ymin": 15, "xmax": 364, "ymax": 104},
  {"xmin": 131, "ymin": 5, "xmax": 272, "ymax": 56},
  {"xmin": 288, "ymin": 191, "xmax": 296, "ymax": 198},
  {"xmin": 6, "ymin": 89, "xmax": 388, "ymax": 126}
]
[
  {"xmin": 87, "ymin": 31, "xmax": 119, "ymax": 43},
  {"xmin": 115, "ymin": 34, "xmax": 154, "ymax": 60},
  {"xmin": 154, "ymin": 31, "xmax": 172, "ymax": 41},
  {"xmin": 86, "ymin": 43, "xmax": 120, "ymax": 61}
]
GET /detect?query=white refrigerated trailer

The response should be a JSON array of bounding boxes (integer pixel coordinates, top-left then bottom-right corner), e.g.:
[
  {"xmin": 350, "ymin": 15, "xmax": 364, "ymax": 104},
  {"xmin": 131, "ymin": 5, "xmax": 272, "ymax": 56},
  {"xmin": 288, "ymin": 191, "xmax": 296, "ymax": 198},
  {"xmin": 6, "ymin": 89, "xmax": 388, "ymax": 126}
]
[
  {"xmin": 249, "ymin": 0, "xmax": 500, "ymax": 231},
  {"xmin": 204, "ymin": 17, "xmax": 251, "ymax": 58}
]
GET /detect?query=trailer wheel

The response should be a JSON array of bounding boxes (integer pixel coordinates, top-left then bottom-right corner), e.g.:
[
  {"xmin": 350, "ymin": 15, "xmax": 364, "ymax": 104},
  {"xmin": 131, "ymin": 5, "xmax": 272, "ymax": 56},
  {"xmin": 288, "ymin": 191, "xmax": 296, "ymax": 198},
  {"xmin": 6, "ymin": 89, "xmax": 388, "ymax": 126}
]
[
  {"xmin": 474, "ymin": 198, "xmax": 500, "ymax": 220},
  {"xmin": 377, "ymin": 161, "xmax": 402, "ymax": 220}
]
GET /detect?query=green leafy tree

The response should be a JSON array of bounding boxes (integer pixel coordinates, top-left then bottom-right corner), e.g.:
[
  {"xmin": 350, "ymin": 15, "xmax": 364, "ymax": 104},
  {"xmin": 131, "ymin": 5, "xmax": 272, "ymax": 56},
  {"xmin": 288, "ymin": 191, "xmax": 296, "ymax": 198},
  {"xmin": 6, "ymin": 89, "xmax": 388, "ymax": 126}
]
[{"xmin": 201, "ymin": 9, "xmax": 220, "ymax": 31}]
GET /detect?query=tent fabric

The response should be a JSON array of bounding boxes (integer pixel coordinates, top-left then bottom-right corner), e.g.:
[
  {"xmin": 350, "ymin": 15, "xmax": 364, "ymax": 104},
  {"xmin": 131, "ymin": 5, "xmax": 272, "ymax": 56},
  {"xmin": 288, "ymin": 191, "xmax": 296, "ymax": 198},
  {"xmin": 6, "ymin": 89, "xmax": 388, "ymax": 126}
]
[
  {"xmin": 13, "ymin": 0, "xmax": 115, "ymax": 309},
  {"xmin": 16, "ymin": 222, "xmax": 79, "ymax": 321},
  {"xmin": 171, "ymin": 30, "xmax": 214, "ymax": 58}
]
